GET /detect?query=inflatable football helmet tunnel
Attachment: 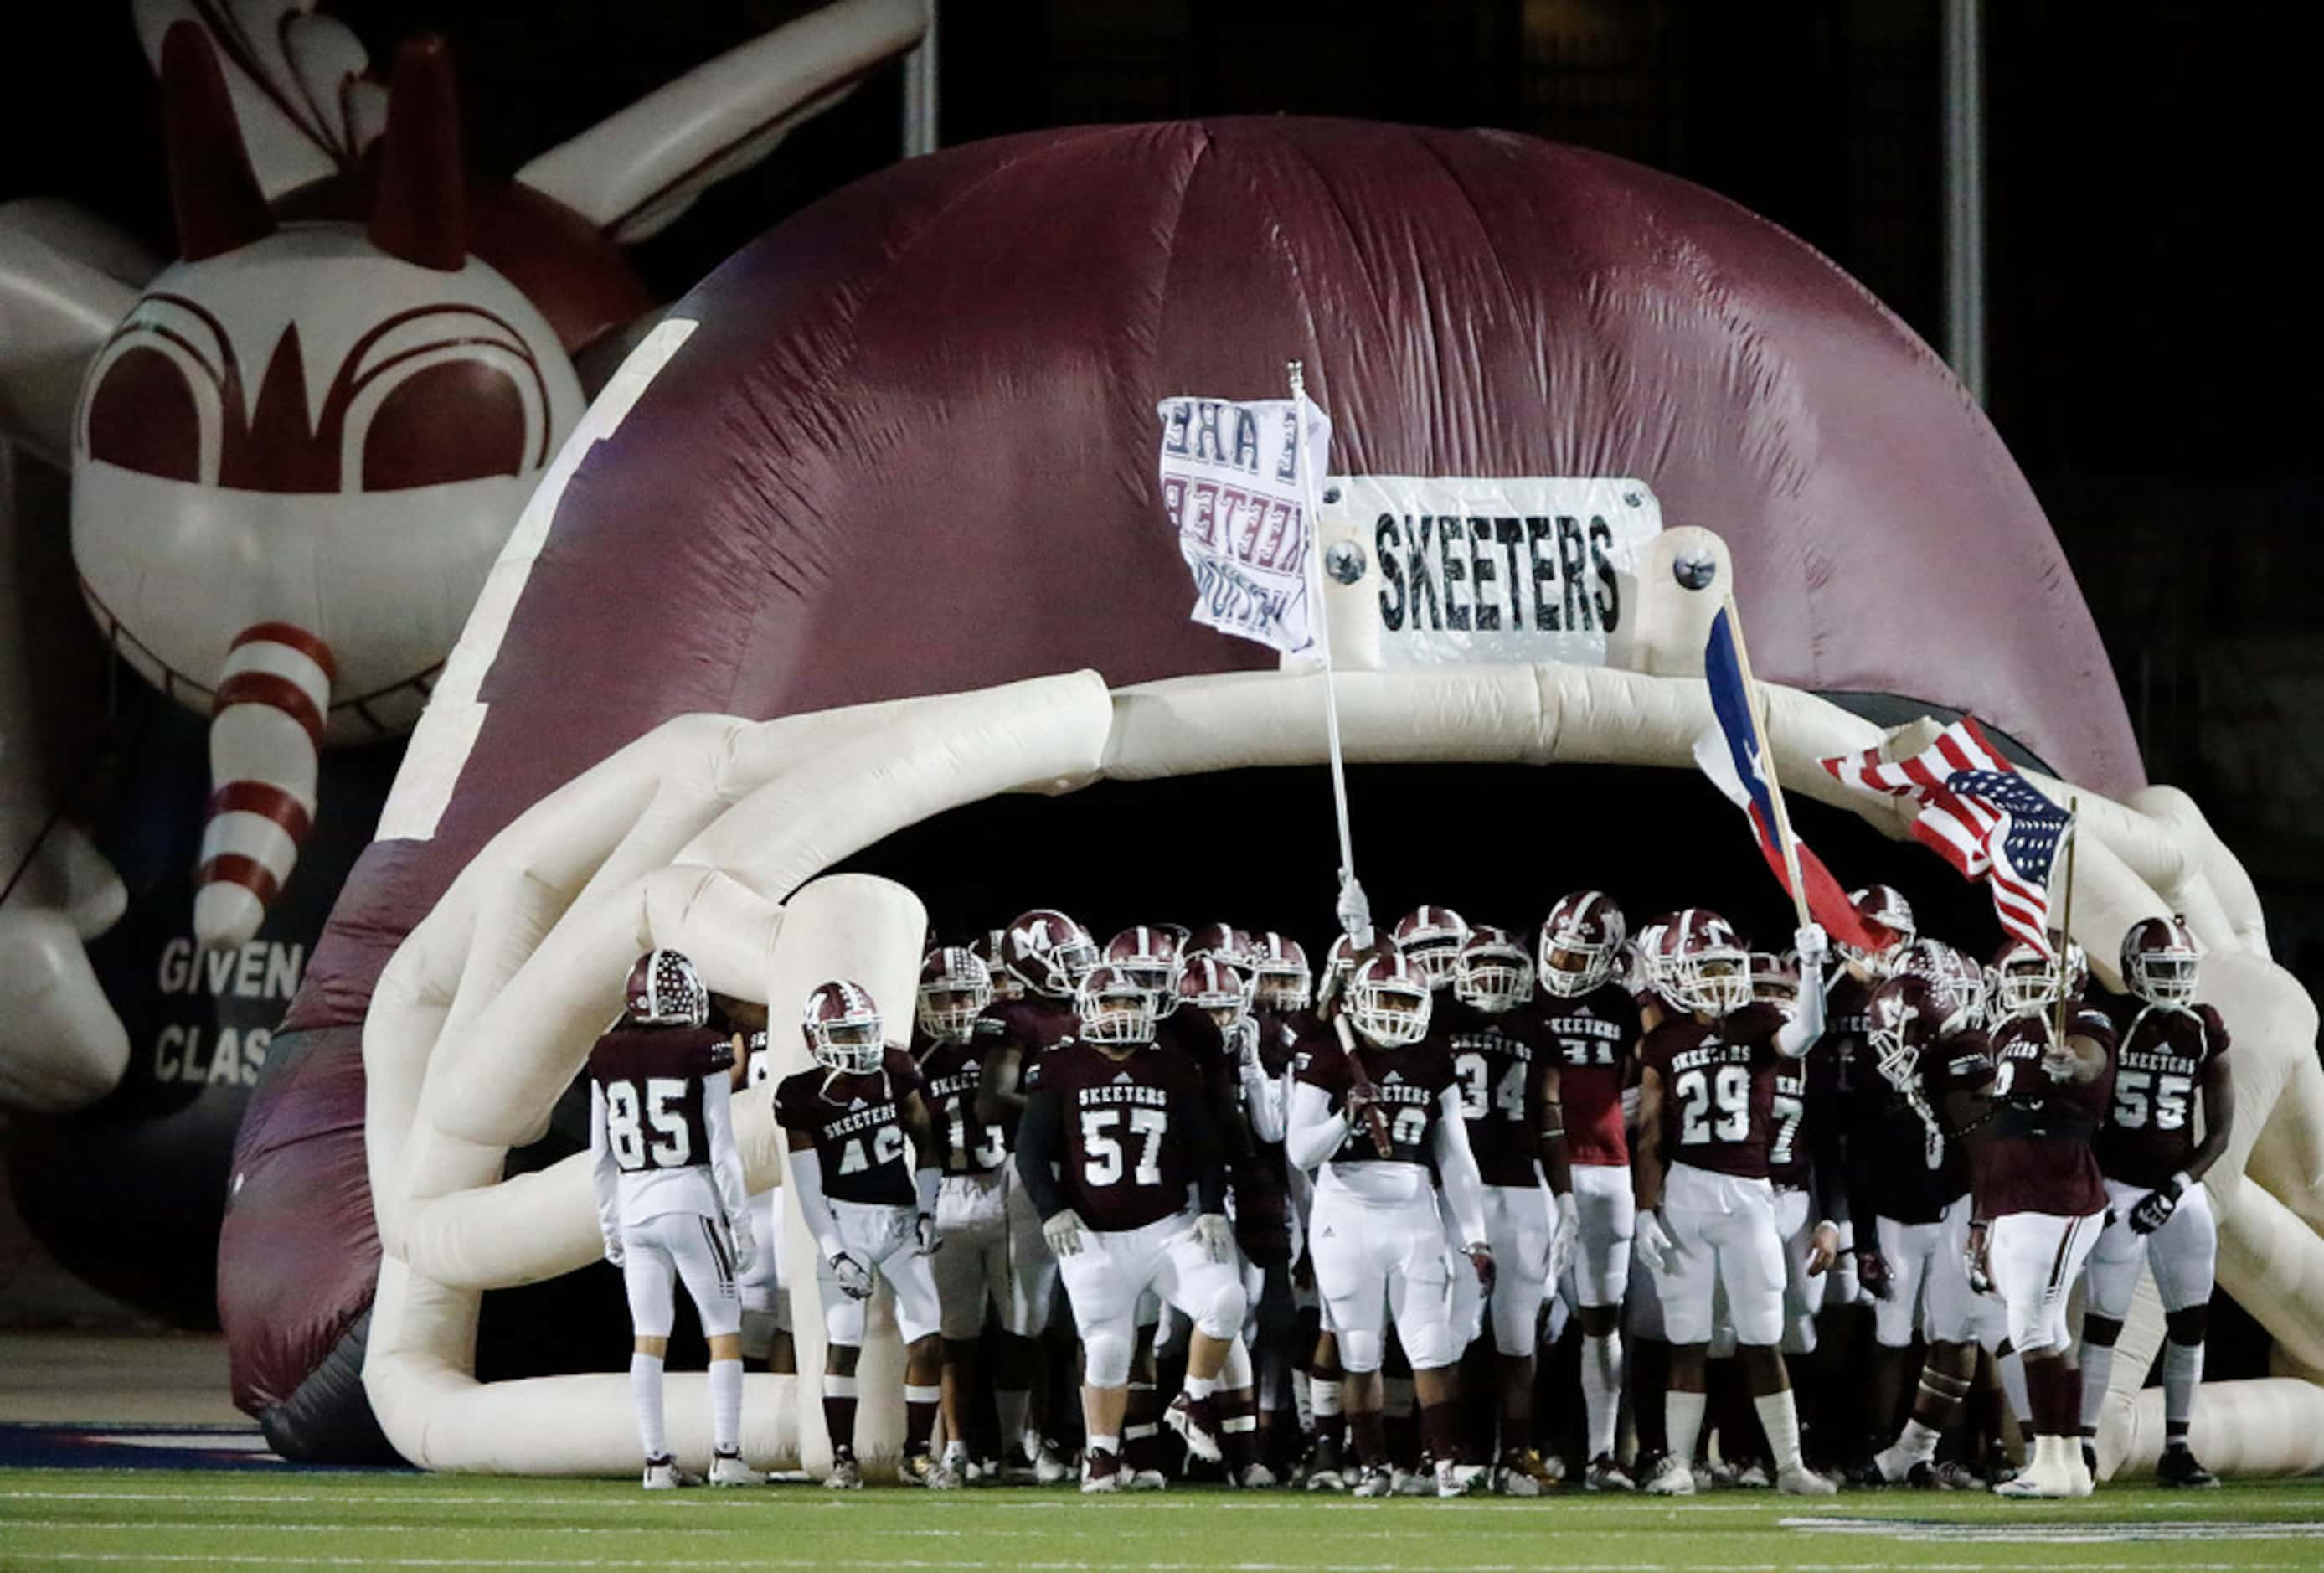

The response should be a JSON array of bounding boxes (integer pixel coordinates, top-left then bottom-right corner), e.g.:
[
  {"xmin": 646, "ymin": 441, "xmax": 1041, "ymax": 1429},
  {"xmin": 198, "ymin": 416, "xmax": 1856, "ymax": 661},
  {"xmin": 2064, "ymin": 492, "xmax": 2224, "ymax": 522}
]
[{"xmin": 217, "ymin": 119, "xmax": 2324, "ymax": 1477}]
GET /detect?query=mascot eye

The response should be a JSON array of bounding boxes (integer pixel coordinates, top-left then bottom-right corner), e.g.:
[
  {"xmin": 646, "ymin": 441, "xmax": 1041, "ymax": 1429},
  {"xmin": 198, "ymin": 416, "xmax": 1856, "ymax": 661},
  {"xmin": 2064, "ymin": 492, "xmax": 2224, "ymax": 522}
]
[
  {"xmin": 85, "ymin": 347, "xmax": 203, "ymax": 482},
  {"xmin": 362, "ymin": 362, "xmax": 526, "ymax": 489}
]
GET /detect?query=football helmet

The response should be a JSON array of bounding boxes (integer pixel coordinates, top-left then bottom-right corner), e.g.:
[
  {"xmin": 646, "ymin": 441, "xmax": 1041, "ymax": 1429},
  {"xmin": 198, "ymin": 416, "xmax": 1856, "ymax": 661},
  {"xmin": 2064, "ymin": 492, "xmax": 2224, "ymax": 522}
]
[
  {"xmin": 1453, "ymin": 927, "xmax": 1534, "ymax": 1013},
  {"xmin": 1076, "ymin": 962, "xmax": 1158, "ymax": 1045},
  {"xmin": 1392, "ymin": 905, "xmax": 1471, "ymax": 990},
  {"xmin": 802, "ymin": 979, "xmax": 885, "ymax": 1074},
  {"xmin": 1105, "ymin": 926, "xmax": 1184, "ymax": 1003},
  {"xmin": 999, "ymin": 908, "xmax": 1100, "ymax": 998},
  {"xmin": 1319, "ymin": 930, "xmax": 1396, "ymax": 1013},
  {"xmin": 1657, "ymin": 909, "xmax": 1751, "ymax": 1017},
  {"xmin": 1249, "ymin": 931, "xmax": 1313, "ymax": 1012},
  {"xmin": 1177, "ymin": 955, "xmax": 1252, "ymax": 1031},
  {"xmin": 1538, "ymin": 890, "xmax": 1626, "ymax": 998},
  {"xmin": 1892, "ymin": 938, "xmax": 1984, "ymax": 1034},
  {"xmin": 2120, "ymin": 915, "xmax": 2200, "ymax": 1007},
  {"xmin": 1840, "ymin": 884, "xmax": 1916, "ymax": 977},
  {"xmin": 1749, "ymin": 950, "xmax": 1800, "ymax": 1008},
  {"xmin": 1866, "ymin": 974, "xmax": 1941, "ymax": 1088},
  {"xmin": 626, "ymin": 948, "xmax": 709, "ymax": 1029},
  {"xmin": 916, "ymin": 946, "xmax": 992, "ymax": 1044},
  {"xmin": 1347, "ymin": 949, "xmax": 1433, "ymax": 1048},
  {"xmin": 1630, "ymin": 915, "xmax": 1675, "ymax": 995},
  {"xmin": 975, "ymin": 931, "xmax": 1025, "ymax": 1003},
  {"xmin": 1184, "ymin": 922, "xmax": 1255, "ymax": 972},
  {"xmin": 1988, "ymin": 936, "xmax": 2087, "ymax": 1017}
]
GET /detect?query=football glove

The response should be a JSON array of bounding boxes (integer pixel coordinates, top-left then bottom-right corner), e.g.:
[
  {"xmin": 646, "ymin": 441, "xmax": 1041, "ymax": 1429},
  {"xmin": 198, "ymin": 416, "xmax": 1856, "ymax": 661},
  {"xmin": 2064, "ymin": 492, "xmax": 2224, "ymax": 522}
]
[
  {"xmin": 829, "ymin": 1250, "xmax": 874, "ymax": 1300},
  {"xmin": 602, "ymin": 1233, "xmax": 625, "ymax": 1269},
  {"xmin": 1043, "ymin": 1207, "xmax": 1087, "ymax": 1259},
  {"xmin": 1794, "ymin": 923, "xmax": 1830, "ymax": 967},
  {"xmin": 2130, "ymin": 1174, "xmax": 2187, "ymax": 1235},
  {"xmin": 1465, "ymin": 1242, "xmax": 1496, "ymax": 1292},
  {"xmin": 913, "ymin": 1211, "xmax": 942, "ymax": 1257},
  {"xmin": 729, "ymin": 1219, "xmax": 757, "ymax": 1279},
  {"xmin": 1856, "ymin": 1246, "xmax": 1893, "ymax": 1300},
  {"xmin": 1634, "ymin": 1209, "xmax": 1676, "ymax": 1276},
  {"xmin": 1964, "ymin": 1221, "xmax": 1995, "ymax": 1296},
  {"xmin": 1193, "ymin": 1212, "xmax": 1235, "ymax": 1264}
]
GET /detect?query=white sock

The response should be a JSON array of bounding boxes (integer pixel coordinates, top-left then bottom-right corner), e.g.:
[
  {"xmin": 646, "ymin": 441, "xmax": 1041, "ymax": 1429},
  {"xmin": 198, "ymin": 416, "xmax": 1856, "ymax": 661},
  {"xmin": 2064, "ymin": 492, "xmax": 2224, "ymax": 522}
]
[
  {"xmin": 996, "ymin": 1388, "xmax": 1029, "ymax": 1452},
  {"xmin": 1089, "ymin": 1431, "xmax": 1121, "ymax": 1457},
  {"xmin": 1582, "ymin": 1332, "xmax": 1623, "ymax": 1459},
  {"xmin": 1311, "ymin": 1375, "xmax": 1343, "ymax": 1421},
  {"xmin": 1184, "ymin": 1372, "xmax": 1220, "ymax": 1401},
  {"xmin": 1290, "ymin": 1365, "xmax": 1314, "ymax": 1432},
  {"xmin": 1752, "ymin": 1390, "xmax": 1805, "ymax": 1474},
  {"xmin": 1898, "ymin": 1416, "xmax": 1942, "ymax": 1465},
  {"xmin": 709, "ymin": 1358, "xmax": 742, "ymax": 1456},
  {"xmin": 631, "ymin": 1353, "xmax": 667, "ymax": 1461},
  {"xmin": 1998, "ymin": 1348, "xmax": 2033, "ymax": 1426},
  {"xmin": 769, "ymin": 1372, "xmax": 799, "ymax": 1464},
  {"xmin": 2163, "ymin": 1339, "xmax": 2204, "ymax": 1431},
  {"xmin": 945, "ymin": 1436, "xmax": 968, "ymax": 1462},
  {"xmin": 1667, "ymin": 1390, "xmax": 1707, "ymax": 1465},
  {"xmin": 2078, "ymin": 1342, "xmax": 2115, "ymax": 1433}
]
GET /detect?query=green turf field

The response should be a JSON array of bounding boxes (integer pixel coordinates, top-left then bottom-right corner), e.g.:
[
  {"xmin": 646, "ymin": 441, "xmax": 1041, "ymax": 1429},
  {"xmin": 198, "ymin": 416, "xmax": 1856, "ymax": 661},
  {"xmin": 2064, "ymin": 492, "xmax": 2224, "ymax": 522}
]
[{"xmin": 5, "ymin": 1470, "xmax": 2323, "ymax": 1571}]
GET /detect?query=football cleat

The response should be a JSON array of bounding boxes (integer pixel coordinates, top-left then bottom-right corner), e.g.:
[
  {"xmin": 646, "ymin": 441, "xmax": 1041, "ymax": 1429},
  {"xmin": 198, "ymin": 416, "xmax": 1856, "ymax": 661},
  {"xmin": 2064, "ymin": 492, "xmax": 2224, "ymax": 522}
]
[
  {"xmin": 1392, "ymin": 1462, "xmax": 1433, "ymax": 1496},
  {"xmin": 1163, "ymin": 1391, "xmax": 1224, "ymax": 1463},
  {"xmin": 1351, "ymin": 1464, "xmax": 1395, "ymax": 1498},
  {"xmin": 824, "ymin": 1454, "xmax": 863, "ymax": 1490},
  {"xmin": 903, "ymin": 1452, "xmax": 961, "ymax": 1489},
  {"xmin": 1734, "ymin": 1461, "xmax": 1774, "ymax": 1489},
  {"xmin": 1584, "ymin": 1454, "xmax": 1635, "ymax": 1492},
  {"xmin": 1033, "ymin": 1439, "xmax": 1072, "ymax": 1486},
  {"xmin": 1235, "ymin": 1462, "xmax": 1280, "ymax": 1488},
  {"xmin": 1993, "ymin": 1436, "xmax": 2074, "ymax": 1498},
  {"xmin": 642, "ymin": 1454, "xmax": 698, "ymax": 1490},
  {"xmin": 1691, "ymin": 1460, "xmax": 1717, "ymax": 1493},
  {"xmin": 1305, "ymin": 1435, "xmax": 1348, "ymax": 1493},
  {"xmin": 1124, "ymin": 1467, "xmax": 1168, "ymax": 1492},
  {"xmin": 1641, "ymin": 1454, "xmax": 1696, "ymax": 1496},
  {"xmin": 1776, "ymin": 1464, "xmax": 1838, "ymax": 1496},
  {"xmin": 1930, "ymin": 1461, "xmax": 1984, "ymax": 1491},
  {"xmin": 1081, "ymin": 1447, "xmax": 1121, "ymax": 1493},
  {"xmin": 1436, "ymin": 1457, "xmax": 1486, "ymax": 1497},
  {"xmin": 708, "ymin": 1450, "xmax": 765, "ymax": 1488},
  {"xmin": 1499, "ymin": 1447, "xmax": 1559, "ymax": 1495},
  {"xmin": 2156, "ymin": 1443, "xmax": 2218, "ymax": 1488}
]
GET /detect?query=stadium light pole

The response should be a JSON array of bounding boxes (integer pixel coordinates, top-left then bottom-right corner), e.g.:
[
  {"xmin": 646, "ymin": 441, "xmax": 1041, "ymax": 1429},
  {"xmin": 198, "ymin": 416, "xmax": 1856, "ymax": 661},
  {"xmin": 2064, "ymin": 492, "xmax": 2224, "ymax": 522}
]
[{"xmin": 1941, "ymin": 0, "xmax": 1987, "ymax": 405}]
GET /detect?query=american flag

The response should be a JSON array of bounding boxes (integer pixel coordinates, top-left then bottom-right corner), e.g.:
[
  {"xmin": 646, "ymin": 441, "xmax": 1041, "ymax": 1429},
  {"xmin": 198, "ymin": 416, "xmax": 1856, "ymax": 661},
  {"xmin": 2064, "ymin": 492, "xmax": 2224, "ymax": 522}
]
[{"xmin": 1820, "ymin": 718, "xmax": 2074, "ymax": 955}]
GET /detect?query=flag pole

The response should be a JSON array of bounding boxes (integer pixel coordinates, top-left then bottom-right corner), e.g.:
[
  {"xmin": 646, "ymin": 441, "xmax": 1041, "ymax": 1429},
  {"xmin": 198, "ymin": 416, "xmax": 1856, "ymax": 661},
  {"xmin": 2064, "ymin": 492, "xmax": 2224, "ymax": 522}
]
[
  {"xmin": 1287, "ymin": 358, "xmax": 1368, "ymax": 948},
  {"xmin": 2049, "ymin": 797, "xmax": 2079, "ymax": 1050},
  {"xmin": 1718, "ymin": 591, "xmax": 1814, "ymax": 934}
]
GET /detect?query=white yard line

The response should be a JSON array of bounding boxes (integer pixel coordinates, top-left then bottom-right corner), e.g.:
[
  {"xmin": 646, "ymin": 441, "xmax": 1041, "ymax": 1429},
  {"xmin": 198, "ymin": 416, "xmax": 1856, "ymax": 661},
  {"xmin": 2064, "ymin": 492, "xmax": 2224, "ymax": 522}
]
[{"xmin": 6, "ymin": 1555, "xmax": 2308, "ymax": 1573}]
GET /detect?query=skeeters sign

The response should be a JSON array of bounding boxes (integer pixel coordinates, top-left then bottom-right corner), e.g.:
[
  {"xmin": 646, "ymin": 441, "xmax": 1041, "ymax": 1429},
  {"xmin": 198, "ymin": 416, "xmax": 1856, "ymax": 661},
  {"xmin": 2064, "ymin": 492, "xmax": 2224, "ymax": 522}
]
[{"xmin": 1322, "ymin": 475, "xmax": 1662, "ymax": 668}]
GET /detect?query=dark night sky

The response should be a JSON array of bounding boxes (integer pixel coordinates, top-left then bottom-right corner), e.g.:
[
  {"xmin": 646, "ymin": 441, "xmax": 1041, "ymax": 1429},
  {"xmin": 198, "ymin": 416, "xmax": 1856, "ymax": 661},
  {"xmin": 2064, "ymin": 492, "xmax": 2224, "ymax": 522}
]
[{"xmin": 6, "ymin": 0, "xmax": 2318, "ymax": 964}]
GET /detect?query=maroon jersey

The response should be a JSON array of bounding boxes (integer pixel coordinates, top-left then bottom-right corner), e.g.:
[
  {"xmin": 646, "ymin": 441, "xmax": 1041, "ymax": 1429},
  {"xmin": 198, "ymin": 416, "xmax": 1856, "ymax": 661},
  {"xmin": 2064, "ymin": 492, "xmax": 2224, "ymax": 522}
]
[
  {"xmin": 2095, "ymin": 997, "xmax": 2229, "ymax": 1187},
  {"xmin": 973, "ymin": 995, "xmax": 1078, "ymax": 1130},
  {"xmin": 1296, "ymin": 1034, "xmax": 1458, "ymax": 1169},
  {"xmin": 590, "ymin": 1027, "xmax": 735, "ymax": 1173},
  {"xmin": 1255, "ymin": 1006, "xmax": 1321, "ymax": 1077},
  {"xmin": 1848, "ymin": 1029, "xmax": 1991, "ymax": 1223},
  {"xmin": 1977, "ymin": 1003, "xmax": 2119, "ymax": 1218},
  {"xmin": 1034, "ymin": 1038, "xmax": 1214, "ymax": 1231},
  {"xmin": 772, "ymin": 1048, "xmax": 927, "ymax": 1207},
  {"xmin": 1767, "ymin": 1057, "xmax": 1812, "ymax": 1189},
  {"xmin": 915, "ymin": 1030, "xmax": 1007, "ymax": 1175},
  {"xmin": 1530, "ymin": 983, "xmax": 1639, "ymax": 1168},
  {"xmin": 1432, "ymin": 998, "xmax": 1549, "ymax": 1189},
  {"xmin": 1639, "ymin": 1002, "xmax": 1789, "ymax": 1179}
]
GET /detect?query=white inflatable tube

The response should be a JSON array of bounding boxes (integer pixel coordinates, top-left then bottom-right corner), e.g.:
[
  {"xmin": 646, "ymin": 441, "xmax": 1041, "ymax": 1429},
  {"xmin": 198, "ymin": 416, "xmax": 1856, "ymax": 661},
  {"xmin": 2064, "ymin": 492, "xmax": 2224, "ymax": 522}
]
[{"xmin": 361, "ymin": 544, "xmax": 2324, "ymax": 1476}]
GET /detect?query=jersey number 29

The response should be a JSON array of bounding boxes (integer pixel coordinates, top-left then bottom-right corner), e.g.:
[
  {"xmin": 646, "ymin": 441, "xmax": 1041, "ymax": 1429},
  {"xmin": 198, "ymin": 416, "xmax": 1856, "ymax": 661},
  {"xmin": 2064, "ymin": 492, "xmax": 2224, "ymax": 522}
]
[{"xmin": 1676, "ymin": 1065, "xmax": 1750, "ymax": 1146}]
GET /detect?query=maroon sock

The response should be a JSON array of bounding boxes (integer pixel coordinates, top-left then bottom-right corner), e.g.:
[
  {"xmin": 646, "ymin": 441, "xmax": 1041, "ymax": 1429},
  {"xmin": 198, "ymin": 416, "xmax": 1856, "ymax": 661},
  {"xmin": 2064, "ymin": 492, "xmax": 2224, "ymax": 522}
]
[
  {"xmin": 823, "ymin": 1393, "xmax": 858, "ymax": 1457},
  {"xmin": 2026, "ymin": 1358, "xmax": 2065, "ymax": 1436},
  {"xmin": 1220, "ymin": 1390, "xmax": 1258, "ymax": 1468},
  {"xmin": 2060, "ymin": 1364, "xmax": 2084, "ymax": 1443},
  {"xmin": 1420, "ymin": 1401, "xmax": 1461, "ymax": 1467},
  {"xmin": 905, "ymin": 1396, "xmax": 937, "ymax": 1458},
  {"xmin": 1125, "ymin": 1381, "xmax": 1161, "ymax": 1471},
  {"xmin": 1348, "ymin": 1409, "xmax": 1388, "ymax": 1467}
]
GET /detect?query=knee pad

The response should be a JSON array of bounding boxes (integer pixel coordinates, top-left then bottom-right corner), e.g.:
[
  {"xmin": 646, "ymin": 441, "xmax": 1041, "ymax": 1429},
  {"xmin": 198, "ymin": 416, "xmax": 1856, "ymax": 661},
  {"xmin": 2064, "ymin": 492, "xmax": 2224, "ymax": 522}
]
[
  {"xmin": 1337, "ymin": 1328, "xmax": 1385, "ymax": 1374},
  {"xmin": 2166, "ymin": 1305, "xmax": 2209, "ymax": 1345},
  {"xmin": 1197, "ymin": 1279, "xmax": 1249, "ymax": 1343},
  {"xmin": 1083, "ymin": 1322, "xmax": 1135, "ymax": 1390}
]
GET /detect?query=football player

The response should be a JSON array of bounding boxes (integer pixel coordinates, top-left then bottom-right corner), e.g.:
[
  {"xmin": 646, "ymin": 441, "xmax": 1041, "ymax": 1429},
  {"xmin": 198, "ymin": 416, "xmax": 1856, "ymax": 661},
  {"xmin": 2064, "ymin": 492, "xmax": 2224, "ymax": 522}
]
[
  {"xmin": 1438, "ymin": 926, "xmax": 1576, "ymax": 1493},
  {"xmin": 1286, "ymin": 949, "xmax": 1493, "ymax": 1498},
  {"xmin": 1853, "ymin": 972, "xmax": 2008, "ymax": 1487},
  {"xmin": 1244, "ymin": 931, "xmax": 1314, "ymax": 1476},
  {"xmin": 590, "ymin": 950, "xmax": 758, "ymax": 1489},
  {"xmin": 774, "ymin": 981, "xmax": 949, "ymax": 1488},
  {"xmin": 912, "ymin": 946, "xmax": 1063, "ymax": 1483},
  {"xmin": 1535, "ymin": 890, "xmax": 1642, "ymax": 1490},
  {"xmin": 1393, "ymin": 905, "xmax": 1471, "ymax": 992},
  {"xmin": 1631, "ymin": 910, "xmax": 1837, "ymax": 1497},
  {"xmin": 2079, "ymin": 916, "xmax": 2233, "ymax": 1488},
  {"xmin": 1012, "ymin": 963, "xmax": 1246, "ymax": 1493},
  {"xmin": 1974, "ymin": 936, "xmax": 2115, "ymax": 1498}
]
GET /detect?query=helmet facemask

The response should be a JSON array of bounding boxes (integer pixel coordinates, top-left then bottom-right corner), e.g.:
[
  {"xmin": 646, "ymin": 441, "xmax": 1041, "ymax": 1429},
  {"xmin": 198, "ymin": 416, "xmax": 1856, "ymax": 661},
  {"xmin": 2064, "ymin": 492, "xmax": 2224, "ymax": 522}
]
[
  {"xmin": 1077, "ymin": 970, "xmax": 1157, "ymax": 1045},
  {"xmin": 1453, "ymin": 943, "xmax": 1533, "ymax": 1013},
  {"xmin": 812, "ymin": 1017, "xmax": 884, "ymax": 1075},
  {"xmin": 1674, "ymin": 946, "xmax": 1752, "ymax": 1017},
  {"xmin": 1350, "ymin": 976, "xmax": 1431, "ymax": 1048}
]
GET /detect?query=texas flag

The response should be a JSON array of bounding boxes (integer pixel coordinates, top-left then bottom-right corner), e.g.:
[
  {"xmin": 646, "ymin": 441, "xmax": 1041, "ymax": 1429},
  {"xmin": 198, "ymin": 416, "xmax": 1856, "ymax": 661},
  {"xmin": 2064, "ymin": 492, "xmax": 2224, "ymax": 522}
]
[{"xmin": 1693, "ymin": 606, "xmax": 1883, "ymax": 952}]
